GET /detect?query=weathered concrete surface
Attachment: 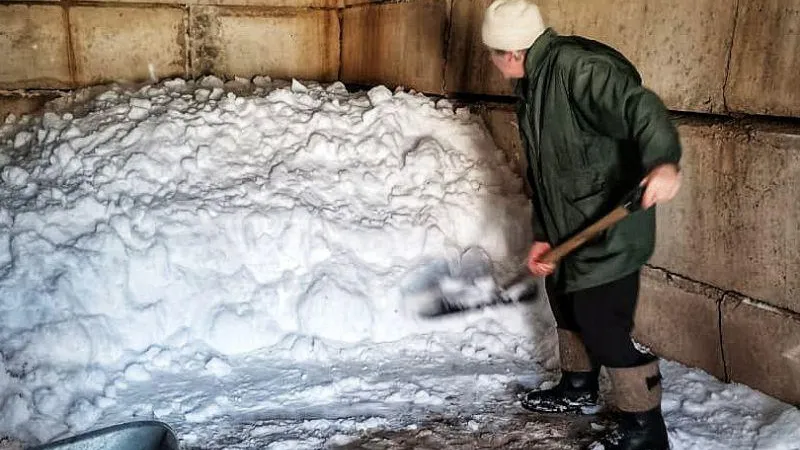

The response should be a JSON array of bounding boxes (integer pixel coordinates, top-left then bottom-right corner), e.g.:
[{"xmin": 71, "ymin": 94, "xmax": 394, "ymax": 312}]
[
  {"xmin": 341, "ymin": 0, "xmax": 378, "ymax": 6},
  {"xmin": 0, "ymin": 94, "xmax": 60, "ymax": 123},
  {"xmin": 446, "ymin": 0, "xmax": 736, "ymax": 113},
  {"xmin": 651, "ymin": 120, "xmax": 800, "ymax": 314},
  {"xmin": 477, "ymin": 105, "xmax": 523, "ymax": 175},
  {"xmin": 446, "ymin": 0, "xmax": 514, "ymax": 96},
  {"xmin": 727, "ymin": 0, "xmax": 800, "ymax": 118},
  {"xmin": 0, "ymin": 5, "xmax": 72, "ymax": 89},
  {"xmin": 342, "ymin": 0, "xmax": 448, "ymax": 94},
  {"xmin": 634, "ymin": 267, "xmax": 726, "ymax": 380},
  {"xmin": 70, "ymin": 6, "xmax": 186, "ymax": 86},
  {"xmin": 79, "ymin": 0, "xmax": 338, "ymax": 5},
  {"xmin": 722, "ymin": 295, "xmax": 800, "ymax": 405},
  {"xmin": 557, "ymin": 0, "xmax": 736, "ymax": 114},
  {"xmin": 191, "ymin": 7, "xmax": 339, "ymax": 81}
]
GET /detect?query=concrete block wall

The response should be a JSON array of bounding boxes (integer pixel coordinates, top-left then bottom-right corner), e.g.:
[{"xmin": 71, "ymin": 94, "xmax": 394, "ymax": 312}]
[
  {"xmin": 2, "ymin": 0, "xmax": 800, "ymax": 405},
  {"xmin": 341, "ymin": 0, "xmax": 448, "ymax": 94},
  {"xmin": 727, "ymin": 0, "xmax": 800, "ymax": 117},
  {"xmin": 0, "ymin": 1, "xmax": 342, "ymax": 122},
  {"xmin": 190, "ymin": 7, "xmax": 339, "ymax": 81},
  {"xmin": 3, "ymin": 0, "xmax": 799, "ymax": 118}
]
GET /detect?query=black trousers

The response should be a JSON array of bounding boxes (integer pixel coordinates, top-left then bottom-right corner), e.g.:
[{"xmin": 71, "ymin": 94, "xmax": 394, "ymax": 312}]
[{"xmin": 546, "ymin": 270, "xmax": 652, "ymax": 368}]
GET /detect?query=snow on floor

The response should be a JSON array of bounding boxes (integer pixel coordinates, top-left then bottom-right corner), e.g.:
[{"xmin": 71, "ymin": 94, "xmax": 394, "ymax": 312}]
[{"xmin": 0, "ymin": 77, "xmax": 798, "ymax": 449}]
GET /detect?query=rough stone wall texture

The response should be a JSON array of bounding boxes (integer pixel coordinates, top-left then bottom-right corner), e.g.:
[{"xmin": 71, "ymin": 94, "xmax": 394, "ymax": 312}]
[
  {"xmin": 722, "ymin": 295, "xmax": 800, "ymax": 406},
  {"xmin": 2, "ymin": 0, "xmax": 799, "ymax": 118},
  {"xmin": 446, "ymin": 0, "xmax": 515, "ymax": 97},
  {"xmin": 190, "ymin": 6, "xmax": 339, "ymax": 81},
  {"xmin": 341, "ymin": 0, "xmax": 448, "ymax": 94},
  {"xmin": 69, "ymin": 6, "xmax": 187, "ymax": 86},
  {"xmin": 0, "ymin": 5, "xmax": 72, "ymax": 89},
  {"xmin": 447, "ymin": 0, "xmax": 737, "ymax": 114},
  {"xmin": 634, "ymin": 268, "xmax": 726, "ymax": 381},
  {"xmin": 651, "ymin": 120, "xmax": 800, "ymax": 314},
  {"xmin": 726, "ymin": 0, "xmax": 800, "ymax": 117}
]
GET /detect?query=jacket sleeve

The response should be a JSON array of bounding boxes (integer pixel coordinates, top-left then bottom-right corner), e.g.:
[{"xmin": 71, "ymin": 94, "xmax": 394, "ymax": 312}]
[
  {"xmin": 567, "ymin": 57, "xmax": 682, "ymax": 172},
  {"xmin": 525, "ymin": 165, "xmax": 549, "ymax": 242}
]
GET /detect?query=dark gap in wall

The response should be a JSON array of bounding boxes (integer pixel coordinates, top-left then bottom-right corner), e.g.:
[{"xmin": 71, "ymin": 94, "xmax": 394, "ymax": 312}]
[
  {"xmin": 669, "ymin": 110, "xmax": 733, "ymax": 124},
  {"xmin": 443, "ymin": 91, "xmax": 518, "ymax": 107},
  {"xmin": 193, "ymin": 5, "xmax": 340, "ymax": 16},
  {"xmin": 0, "ymin": 89, "xmax": 71, "ymax": 99},
  {"xmin": 733, "ymin": 112, "xmax": 800, "ymax": 128},
  {"xmin": 340, "ymin": 82, "xmax": 381, "ymax": 93},
  {"xmin": 68, "ymin": 1, "xmax": 193, "ymax": 9},
  {"xmin": 0, "ymin": 1, "xmax": 60, "ymax": 5},
  {"xmin": 341, "ymin": 0, "xmax": 407, "ymax": 8},
  {"xmin": 642, "ymin": 264, "xmax": 800, "ymax": 385},
  {"xmin": 647, "ymin": 264, "xmax": 800, "ymax": 321}
]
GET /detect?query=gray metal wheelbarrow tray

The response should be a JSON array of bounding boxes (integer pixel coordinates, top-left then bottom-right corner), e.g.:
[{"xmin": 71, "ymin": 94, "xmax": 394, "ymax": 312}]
[{"xmin": 29, "ymin": 421, "xmax": 178, "ymax": 450}]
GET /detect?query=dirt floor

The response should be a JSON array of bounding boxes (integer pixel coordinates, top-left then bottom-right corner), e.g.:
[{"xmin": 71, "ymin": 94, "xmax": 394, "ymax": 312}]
[
  {"xmin": 332, "ymin": 410, "xmax": 614, "ymax": 450},
  {"xmin": 0, "ymin": 438, "xmax": 22, "ymax": 450},
  {"xmin": 329, "ymin": 379, "xmax": 616, "ymax": 450}
]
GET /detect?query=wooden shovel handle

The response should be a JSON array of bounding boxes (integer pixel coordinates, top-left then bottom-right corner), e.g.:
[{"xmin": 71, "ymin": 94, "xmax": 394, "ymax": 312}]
[{"xmin": 539, "ymin": 206, "xmax": 631, "ymax": 265}]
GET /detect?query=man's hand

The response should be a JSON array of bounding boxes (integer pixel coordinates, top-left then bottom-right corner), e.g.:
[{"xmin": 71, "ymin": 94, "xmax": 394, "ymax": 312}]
[
  {"xmin": 641, "ymin": 163, "xmax": 681, "ymax": 209},
  {"xmin": 527, "ymin": 241, "xmax": 555, "ymax": 277}
]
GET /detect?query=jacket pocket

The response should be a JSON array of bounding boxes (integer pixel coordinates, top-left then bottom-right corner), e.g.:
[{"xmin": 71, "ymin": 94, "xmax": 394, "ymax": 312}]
[
  {"xmin": 571, "ymin": 191, "xmax": 607, "ymax": 224},
  {"xmin": 558, "ymin": 169, "xmax": 611, "ymax": 247},
  {"xmin": 561, "ymin": 169, "xmax": 608, "ymax": 221}
]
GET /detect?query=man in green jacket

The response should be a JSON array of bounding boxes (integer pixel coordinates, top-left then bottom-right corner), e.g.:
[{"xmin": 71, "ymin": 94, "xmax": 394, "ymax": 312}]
[{"xmin": 482, "ymin": 1, "xmax": 682, "ymax": 449}]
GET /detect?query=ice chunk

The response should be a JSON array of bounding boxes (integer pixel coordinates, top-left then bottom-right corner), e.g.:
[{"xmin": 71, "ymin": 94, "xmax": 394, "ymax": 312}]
[{"xmin": 367, "ymin": 85, "xmax": 393, "ymax": 105}]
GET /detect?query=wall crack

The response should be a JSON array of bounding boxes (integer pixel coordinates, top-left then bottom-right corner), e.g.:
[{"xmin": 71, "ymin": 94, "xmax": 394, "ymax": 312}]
[{"xmin": 722, "ymin": 0, "xmax": 742, "ymax": 114}]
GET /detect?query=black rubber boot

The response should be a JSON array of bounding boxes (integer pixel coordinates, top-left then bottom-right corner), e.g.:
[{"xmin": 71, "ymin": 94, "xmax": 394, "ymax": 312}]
[
  {"xmin": 588, "ymin": 360, "xmax": 669, "ymax": 449},
  {"xmin": 588, "ymin": 407, "xmax": 669, "ymax": 450},
  {"xmin": 520, "ymin": 369, "xmax": 600, "ymax": 414}
]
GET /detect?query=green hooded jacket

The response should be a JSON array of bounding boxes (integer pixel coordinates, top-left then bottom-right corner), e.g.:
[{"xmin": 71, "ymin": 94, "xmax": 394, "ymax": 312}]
[{"xmin": 515, "ymin": 28, "xmax": 682, "ymax": 294}]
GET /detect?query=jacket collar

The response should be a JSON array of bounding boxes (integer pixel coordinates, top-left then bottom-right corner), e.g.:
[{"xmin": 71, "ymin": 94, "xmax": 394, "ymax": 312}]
[
  {"xmin": 526, "ymin": 27, "xmax": 557, "ymax": 76},
  {"xmin": 515, "ymin": 28, "xmax": 557, "ymax": 97}
]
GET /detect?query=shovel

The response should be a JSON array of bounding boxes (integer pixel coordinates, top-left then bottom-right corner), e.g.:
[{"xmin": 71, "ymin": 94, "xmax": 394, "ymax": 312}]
[{"xmin": 418, "ymin": 184, "xmax": 646, "ymax": 318}]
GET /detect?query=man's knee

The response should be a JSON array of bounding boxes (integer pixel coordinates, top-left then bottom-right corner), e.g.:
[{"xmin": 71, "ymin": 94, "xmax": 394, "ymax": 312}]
[
  {"xmin": 591, "ymin": 344, "xmax": 656, "ymax": 368},
  {"xmin": 578, "ymin": 326, "xmax": 652, "ymax": 368}
]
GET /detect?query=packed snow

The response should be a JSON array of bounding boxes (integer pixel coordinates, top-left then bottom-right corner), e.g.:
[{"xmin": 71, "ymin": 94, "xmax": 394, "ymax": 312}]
[{"xmin": 0, "ymin": 77, "xmax": 798, "ymax": 449}]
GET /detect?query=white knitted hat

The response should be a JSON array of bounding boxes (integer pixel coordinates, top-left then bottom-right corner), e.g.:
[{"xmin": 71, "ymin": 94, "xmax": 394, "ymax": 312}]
[{"xmin": 481, "ymin": 0, "xmax": 546, "ymax": 51}]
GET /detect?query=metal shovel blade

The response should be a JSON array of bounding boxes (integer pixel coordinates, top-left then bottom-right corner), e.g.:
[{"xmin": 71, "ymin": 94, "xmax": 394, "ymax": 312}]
[{"xmin": 418, "ymin": 271, "xmax": 540, "ymax": 318}]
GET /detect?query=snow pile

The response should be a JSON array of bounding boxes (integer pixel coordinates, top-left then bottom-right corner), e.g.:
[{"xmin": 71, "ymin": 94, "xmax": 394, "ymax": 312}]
[{"xmin": 0, "ymin": 77, "xmax": 535, "ymax": 442}]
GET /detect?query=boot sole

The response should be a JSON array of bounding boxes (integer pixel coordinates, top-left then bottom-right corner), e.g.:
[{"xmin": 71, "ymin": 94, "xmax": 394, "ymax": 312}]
[{"xmin": 519, "ymin": 398, "xmax": 601, "ymax": 416}]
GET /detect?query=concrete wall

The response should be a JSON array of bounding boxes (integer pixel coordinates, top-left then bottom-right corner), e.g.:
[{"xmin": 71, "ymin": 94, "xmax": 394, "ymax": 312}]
[
  {"xmin": 2, "ymin": 0, "xmax": 800, "ymax": 405},
  {"xmin": 0, "ymin": 1, "xmax": 342, "ymax": 121},
  {"xmin": 191, "ymin": 7, "xmax": 339, "ymax": 81},
  {"xmin": 651, "ymin": 120, "xmax": 800, "ymax": 314},
  {"xmin": 3, "ymin": 0, "xmax": 800, "ymax": 118},
  {"xmin": 342, "ymin": 0, "xmax": 448, "ymax": 94}
]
